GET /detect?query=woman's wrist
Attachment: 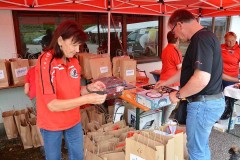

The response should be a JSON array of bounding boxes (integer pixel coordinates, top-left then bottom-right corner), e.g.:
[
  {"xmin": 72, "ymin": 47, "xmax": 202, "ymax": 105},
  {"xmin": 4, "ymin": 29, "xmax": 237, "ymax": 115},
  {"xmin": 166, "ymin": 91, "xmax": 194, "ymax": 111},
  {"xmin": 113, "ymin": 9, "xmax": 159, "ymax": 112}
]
[{"xmin": 86, "ymin": 85, "xmax": 92, "ymax": 93}]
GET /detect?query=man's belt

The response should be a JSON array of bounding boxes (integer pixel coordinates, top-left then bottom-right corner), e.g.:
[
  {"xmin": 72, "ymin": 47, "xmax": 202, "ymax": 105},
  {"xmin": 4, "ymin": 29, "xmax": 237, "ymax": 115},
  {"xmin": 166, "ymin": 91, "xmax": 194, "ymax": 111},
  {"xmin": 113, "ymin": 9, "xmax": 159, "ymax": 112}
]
[{"xmin": 187, "ymin": 92, "xmax": 224, "ymax": 103}]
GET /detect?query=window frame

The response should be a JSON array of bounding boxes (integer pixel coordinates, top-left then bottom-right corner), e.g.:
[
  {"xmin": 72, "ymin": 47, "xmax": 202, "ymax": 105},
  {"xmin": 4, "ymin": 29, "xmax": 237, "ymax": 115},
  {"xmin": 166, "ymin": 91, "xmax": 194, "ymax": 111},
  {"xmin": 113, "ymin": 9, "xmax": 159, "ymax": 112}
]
[{"xmin": 13, "ymin": 11, "xmax": 163, "ymax": 63}]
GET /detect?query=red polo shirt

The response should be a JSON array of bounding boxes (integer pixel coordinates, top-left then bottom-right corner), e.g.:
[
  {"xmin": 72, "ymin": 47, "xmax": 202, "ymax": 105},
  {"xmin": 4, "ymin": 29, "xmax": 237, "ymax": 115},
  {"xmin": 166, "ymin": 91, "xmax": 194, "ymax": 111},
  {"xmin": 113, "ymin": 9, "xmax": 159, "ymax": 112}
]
[
  {"xmin": 221, "ymin": 43, "xmax": 240, "ymax": 77},
  {"xmin": 36, "ymin": 50, "xmax": 81, "ymax": 131},
  {"xmin": 160, "ymin": 44, "xmax": 182, "ymax": 86},
  {"xmin": 25, "ymin": 66, "xmax": 36, "ymax": 100}
]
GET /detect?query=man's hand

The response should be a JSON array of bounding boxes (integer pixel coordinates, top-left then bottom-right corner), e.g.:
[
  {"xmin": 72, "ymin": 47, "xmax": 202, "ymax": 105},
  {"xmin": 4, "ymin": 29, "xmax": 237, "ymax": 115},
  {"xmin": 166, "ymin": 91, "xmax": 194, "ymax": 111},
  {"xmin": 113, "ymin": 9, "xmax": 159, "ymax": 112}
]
[
  {"xmin": 155, "ymin": 80, "xmax": 166, "ymax": 89},
  {"xmin": 169, "ymin": 91, "xmax": 180, "ymax": 104}
]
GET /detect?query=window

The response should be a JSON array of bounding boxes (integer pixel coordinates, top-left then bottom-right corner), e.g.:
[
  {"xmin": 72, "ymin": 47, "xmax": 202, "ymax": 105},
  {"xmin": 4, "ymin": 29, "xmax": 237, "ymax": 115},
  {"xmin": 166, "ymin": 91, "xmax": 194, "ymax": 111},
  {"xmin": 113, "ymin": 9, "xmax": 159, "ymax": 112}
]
[
  {"xmin": 13, "ymin": 11, "xmax": 75, "ymax": 59},
  {"xmin": 178, "ymin": 16, "xmax": 229, "ymax": 57},
  {"xmin": 82, "ymin": 13, "xmax": 103, "ymax": 54},
  {"xmin": 126, "ymin": 15, "xmax": 160, "ymax": 61},
  {"xmin": 200, "ymin": 17, "xmax": 213, "ymax": 31},
  {"xmin": 13, "ymin": 11, "xmax": 162, "ymax": 63},
  {"xmin": 127, "ymin": 32, "xmax": 137, "ymax": 41},
  {"xmin": 214, "ymin": 17, "xmax": 227, "ymax": 44}
]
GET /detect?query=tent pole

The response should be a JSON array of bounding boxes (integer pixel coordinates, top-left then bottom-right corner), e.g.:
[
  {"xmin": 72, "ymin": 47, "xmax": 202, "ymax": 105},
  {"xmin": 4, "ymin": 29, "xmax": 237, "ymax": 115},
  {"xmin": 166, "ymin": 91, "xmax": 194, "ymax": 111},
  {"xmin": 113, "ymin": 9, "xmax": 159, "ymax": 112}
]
[{"xmin": 108, "ymin": 11, "xmax": 111, "ymax": 55}]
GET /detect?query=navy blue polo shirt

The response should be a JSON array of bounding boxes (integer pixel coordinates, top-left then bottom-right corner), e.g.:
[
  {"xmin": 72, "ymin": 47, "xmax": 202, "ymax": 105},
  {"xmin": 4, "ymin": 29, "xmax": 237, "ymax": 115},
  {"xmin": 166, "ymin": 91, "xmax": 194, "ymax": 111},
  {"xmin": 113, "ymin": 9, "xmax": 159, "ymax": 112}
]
[{"xmin": 180, "ymin": 28, "xmax": 223, "ymax": 97}]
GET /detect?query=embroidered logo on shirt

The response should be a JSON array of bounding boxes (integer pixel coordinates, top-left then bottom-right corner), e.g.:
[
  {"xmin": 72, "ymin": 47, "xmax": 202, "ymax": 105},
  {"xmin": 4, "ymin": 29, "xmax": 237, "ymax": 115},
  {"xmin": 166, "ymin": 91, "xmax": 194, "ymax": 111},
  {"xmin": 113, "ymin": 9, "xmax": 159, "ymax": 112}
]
[
  {"xmin": 195, "ymin": 61, "xmax": 203, "ymax": 65},
  {"xmin": 70, "ymin": 68, "xmax": 78, "ymax": 78}
]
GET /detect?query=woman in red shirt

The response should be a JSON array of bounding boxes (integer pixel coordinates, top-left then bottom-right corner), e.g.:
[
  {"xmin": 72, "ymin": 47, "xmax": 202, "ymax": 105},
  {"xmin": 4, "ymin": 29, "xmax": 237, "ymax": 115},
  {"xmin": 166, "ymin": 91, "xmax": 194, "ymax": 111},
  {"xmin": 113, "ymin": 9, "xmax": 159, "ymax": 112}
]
[
  {"xmin": 36, "ymin": 20, "xmax": 107, "ymax": 160},
  {"xmin": 221, "ymin": 31, "xmax": 240, "ymax": 119},
  {"xmin": 155, "ymin": 31, "xmax": 182, "ymax": 123}
]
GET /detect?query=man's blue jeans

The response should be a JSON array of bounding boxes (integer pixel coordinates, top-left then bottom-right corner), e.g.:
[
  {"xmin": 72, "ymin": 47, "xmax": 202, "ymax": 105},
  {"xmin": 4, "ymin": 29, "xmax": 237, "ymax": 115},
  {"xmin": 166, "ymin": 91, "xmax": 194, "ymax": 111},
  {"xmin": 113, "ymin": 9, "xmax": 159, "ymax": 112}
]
[
  {"xmin": 40, "ymin": 123, "xmax": 83, "ymax": 160},
  {"xmin": 186, "ymin": 97, "xmax": 225, "ymax": 160}
]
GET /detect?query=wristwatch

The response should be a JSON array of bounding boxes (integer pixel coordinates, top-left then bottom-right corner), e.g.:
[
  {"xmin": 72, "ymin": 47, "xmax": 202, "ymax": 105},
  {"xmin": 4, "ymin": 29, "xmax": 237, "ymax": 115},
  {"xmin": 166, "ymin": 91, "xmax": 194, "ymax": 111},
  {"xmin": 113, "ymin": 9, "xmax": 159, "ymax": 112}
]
[{"xmin": 176, "ymin": 91, "xmax": 182, "ymax": 100}]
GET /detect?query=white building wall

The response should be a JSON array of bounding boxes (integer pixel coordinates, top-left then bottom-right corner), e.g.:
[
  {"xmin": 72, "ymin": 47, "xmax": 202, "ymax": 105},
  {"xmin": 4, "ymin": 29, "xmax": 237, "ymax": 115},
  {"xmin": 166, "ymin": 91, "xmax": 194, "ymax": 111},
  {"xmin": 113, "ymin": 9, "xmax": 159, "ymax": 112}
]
[
  {"xmin": 0, "ymin": 10, "xmax": 17, "ymax": 59},
  {"xmin": 229, "ymin": 16, "xmax": 240, "ymax": 43}
]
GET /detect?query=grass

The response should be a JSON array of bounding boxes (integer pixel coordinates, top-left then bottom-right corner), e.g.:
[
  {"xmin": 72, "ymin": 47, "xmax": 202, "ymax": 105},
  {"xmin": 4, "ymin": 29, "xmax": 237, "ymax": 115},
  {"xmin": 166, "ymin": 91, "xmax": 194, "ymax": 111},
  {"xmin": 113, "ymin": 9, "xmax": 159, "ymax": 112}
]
[{"xmin": 20, "ymin": 24, "xmax": 55, "ymax": 44}]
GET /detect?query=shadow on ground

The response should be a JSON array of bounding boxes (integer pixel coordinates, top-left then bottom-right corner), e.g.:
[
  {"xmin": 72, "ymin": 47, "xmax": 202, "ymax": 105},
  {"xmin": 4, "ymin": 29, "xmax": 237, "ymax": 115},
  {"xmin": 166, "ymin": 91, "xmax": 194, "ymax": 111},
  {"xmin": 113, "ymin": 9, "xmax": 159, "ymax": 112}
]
[{"xmin": 0, "ymin": 136, "xmax": 68, "ymax": 160}]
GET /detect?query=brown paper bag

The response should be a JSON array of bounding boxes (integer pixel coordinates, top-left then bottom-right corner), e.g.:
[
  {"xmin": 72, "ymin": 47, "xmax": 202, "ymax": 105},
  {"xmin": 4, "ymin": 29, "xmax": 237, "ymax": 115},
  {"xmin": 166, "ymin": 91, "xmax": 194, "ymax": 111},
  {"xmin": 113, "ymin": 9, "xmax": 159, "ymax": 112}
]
[
  {"xmin": 28, "ymin": 117, "xmax": 44, "ymax": 148},
  {"xmin": 87, "ymin": 131, "xmax": 106, "ymax": 140},
  {"xmin": 20, "ymin": 119, "xmax": 33, "ymax": 149},
  {"xmin": 112, "ymin": 56, "xmax": 130, "ymax": 77},
  {"xmin": 28, "ymin": 59, "xmax": 38, "ymax": 67},
  {"xmin": 87, "ymin": 107, "xmax": 106, "ymax": 125},
  {"xmin": 114, "ymin": 141, "xmax": 126, "ymax": 152},
  {"xmin": 89, "ymin": 56, "xmax": 112, "ymax": 80},
  {"xmin": 80, "ymin": 108, "xmax": 89, "ymax": 134},
  {"xmin": 14, "ymin": 109, "xmax": 27, "ymax": 134},
  {"xmin": 119, "ymin": 130, "xmax": 139, "ymax": 142},
  {"xmin": 84, "ymin": 149, "xmax": 103, "ymax": 160},
  {"xmin": 2, "ymin": 110, "xmax": 18, "ymax": 139},
  {"xmin": 96, "ymin": 141, "xmax": 116, "ymax": 154},
  {"xmin": 77, "ymin": 52, "xmax": 91, "ymax": 75},
  {"xmin": 107, "ymin": 126, "xmax": 131, "ymax": 138},
  {"xmin": 87, "ymin": 121, "xmax": 101, "ymax": 132},
  {"xmin": 94, "ymin": 135, "xmax": 114, "ymax": 143},
  {"xmin": 10, "ymin": 58, "xmax": 29, "ymax": 85},
  {"xmin": 84, "ymin": 136, "xmax": 97, "ymax": 153},
  {"xmin": 99, "ymin": 137, "xmax": 119, "ymax": 145},
  {"xmin": 120, "ymin": 59, "xmax": 136, "ymax": 83},
  {"xmin": 103, "ymin": 120, "xmax": 126, "ymax": 132},
  {"xmin": 0, "ymin": 59, "xmax": 12, "ymax": 87},
  {"xmin": 155, "ymin": 126, "xmax": 185, "ymax": 160},
  {"xmin": 80, "ymin": 53, "xmax": 99, "ymax": 79},
  {"xmin": 1, "ymin": 59, "xmax": 12, "ymax": 86},
  {"xmin": 100, "ymin": 151, "xmax": 125, "ymax": 160},
  {"xmin": 125, "ymin": 134, "xmax": 164, "ymax": 160}
]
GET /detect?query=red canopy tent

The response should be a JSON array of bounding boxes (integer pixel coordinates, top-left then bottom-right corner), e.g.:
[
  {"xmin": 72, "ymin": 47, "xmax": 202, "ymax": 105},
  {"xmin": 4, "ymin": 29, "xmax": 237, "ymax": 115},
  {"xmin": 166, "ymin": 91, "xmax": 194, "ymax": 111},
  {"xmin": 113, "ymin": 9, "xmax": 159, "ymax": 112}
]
[
  {"xmin": 1, "ymin": 0, "xmax": 239, "ymax": 53},
  {"xmin": 0, "ymin": 0, "xmax": 240, "ymax": 17}
]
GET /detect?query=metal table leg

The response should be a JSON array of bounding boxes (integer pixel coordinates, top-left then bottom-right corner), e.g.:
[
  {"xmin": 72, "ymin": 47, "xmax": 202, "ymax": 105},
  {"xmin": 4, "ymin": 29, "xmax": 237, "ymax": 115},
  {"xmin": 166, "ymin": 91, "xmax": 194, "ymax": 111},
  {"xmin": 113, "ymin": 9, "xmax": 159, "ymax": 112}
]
[
  {"xmin": 136, "ymin": 108, "xmax": 140, "ymax": 130},
  {"xmin": 161, "ymin": 107, "xmax": 165, "ymax": 125},
  {"xmin": 227, "ymin": 98, "xmax": 234, "ymax": 133},
  {"xmin": 227, "ymin": 98, "xmax": 240, "ymax": 138}
]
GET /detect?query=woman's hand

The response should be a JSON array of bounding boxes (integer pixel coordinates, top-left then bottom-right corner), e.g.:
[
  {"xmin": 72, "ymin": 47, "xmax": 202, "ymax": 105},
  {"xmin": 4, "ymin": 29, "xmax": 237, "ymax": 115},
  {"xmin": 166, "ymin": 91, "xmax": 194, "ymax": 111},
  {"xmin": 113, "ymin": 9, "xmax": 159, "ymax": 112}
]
[
  {"xmin": 87, "ymin": 81, "xmax": 106, "ymax": 92},
  {"xmin": 84, "ymin": 93, "xmax": 107, "ymax": 104}
]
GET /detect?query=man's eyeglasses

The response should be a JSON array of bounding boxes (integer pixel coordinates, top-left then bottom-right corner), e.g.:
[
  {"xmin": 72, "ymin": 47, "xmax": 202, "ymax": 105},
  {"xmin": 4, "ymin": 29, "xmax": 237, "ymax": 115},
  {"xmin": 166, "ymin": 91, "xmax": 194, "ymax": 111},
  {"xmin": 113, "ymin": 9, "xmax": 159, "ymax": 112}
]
[{"xmin": 171, "ymin": 23, "xmax": 177, "ymax": 34}]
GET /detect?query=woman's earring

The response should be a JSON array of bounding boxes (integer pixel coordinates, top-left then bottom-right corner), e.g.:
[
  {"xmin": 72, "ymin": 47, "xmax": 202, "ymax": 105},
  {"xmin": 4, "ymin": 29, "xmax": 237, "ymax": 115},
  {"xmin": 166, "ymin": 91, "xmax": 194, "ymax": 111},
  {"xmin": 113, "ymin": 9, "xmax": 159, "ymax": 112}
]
[{"xmin": 60, "ymin": 45, "xmax": 62, "ymax": 49}]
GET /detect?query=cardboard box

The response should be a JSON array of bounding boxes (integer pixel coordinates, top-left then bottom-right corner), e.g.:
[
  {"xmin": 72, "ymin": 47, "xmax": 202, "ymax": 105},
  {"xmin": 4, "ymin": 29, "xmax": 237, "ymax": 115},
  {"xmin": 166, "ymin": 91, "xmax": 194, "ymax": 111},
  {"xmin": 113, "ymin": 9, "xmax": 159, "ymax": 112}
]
[
  {"xmin": 136, "ymin": 90, "xmax": 171, "ymax": 109},
  {"xmin": 236, "ymin": 115, "xmax": 240, "ymax": 125},
  {"xmin": 128, "ymin": 108, "xmax": 162, "ymax": 130}
]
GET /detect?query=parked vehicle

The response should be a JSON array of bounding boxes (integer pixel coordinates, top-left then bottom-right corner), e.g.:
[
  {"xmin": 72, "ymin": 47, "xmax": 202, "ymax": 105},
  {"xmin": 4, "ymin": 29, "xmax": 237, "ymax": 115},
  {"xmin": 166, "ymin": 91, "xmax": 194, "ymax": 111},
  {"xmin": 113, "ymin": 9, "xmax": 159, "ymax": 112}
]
[
  {"xmin": 127, "ymin": 27, "xmax": 158, "ymax": 57},
  {"xmin": 32, "ymin": 35, "xmax": 45, "ymax": 44}
]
